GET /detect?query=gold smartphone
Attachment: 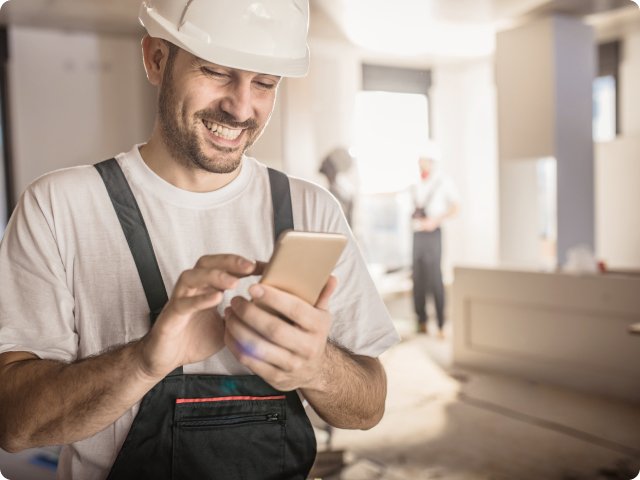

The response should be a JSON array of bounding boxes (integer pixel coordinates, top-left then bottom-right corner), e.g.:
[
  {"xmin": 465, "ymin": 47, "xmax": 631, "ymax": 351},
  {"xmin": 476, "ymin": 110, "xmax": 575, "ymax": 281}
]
[{"xmin": 260, "ymin": 230, "xmax": 348, "ymax": 305}]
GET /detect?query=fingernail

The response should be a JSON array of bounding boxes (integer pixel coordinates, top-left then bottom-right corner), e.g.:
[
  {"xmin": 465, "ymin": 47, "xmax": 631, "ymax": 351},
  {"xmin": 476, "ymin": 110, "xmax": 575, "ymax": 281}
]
[
  {"xmin": 241, "ymin": 258, "xmax": 255, "ymax": 269},
  {"xmin": 250, "ymin": 285, "xmax": 264, "ymax": 299}
]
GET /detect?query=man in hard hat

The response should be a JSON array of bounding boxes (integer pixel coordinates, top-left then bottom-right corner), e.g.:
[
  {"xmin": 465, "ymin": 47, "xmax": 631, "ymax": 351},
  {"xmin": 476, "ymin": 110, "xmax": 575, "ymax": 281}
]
[
  {"xmin": 0, "ymin": 1, "xmax": 399, "ymax": 479},
  {"xmin": 411, "ymin": 153, "xmax": 459, "ymax": 338}
]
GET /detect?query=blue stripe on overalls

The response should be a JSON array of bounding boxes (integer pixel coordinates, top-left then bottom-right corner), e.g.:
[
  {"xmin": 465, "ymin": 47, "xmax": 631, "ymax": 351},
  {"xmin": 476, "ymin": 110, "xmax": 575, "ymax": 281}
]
[{"xmin": 94, "ymin": 159, "xmax": 316, "ymax": 480}]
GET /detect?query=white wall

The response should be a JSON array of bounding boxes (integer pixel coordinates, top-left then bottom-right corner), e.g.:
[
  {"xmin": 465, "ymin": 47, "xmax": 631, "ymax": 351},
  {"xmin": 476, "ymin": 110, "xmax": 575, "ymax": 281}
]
[
  {"xmin": 431, "ymin": 60, "xmax": 500, "ymax": 278},
  {"xmin": 619, "ymin": 28, "xmax": 640, "ymax": 135},
  {"xmin": 495, "ymin": 18, "xmax": 555, "ymax": 160},
  {"xmin": 595, "ymin": 138, "xmax": 640, "ymax": 269},
  {"xmin": 594, "ymin": 27, "xmax": 640, "ymax": 269},
  {"xmin": 8, "ymin": 27, "xmax": 154, "ymax": 197},
  {"xmin": 499, "ymin": 160, "xmax": 542, "ymax": 267},
  {"xmin": 279, "ymin": 71, "xmax": 319, "ymax": 181},
  {"xmin": 282, "ymin": 23, "xmax": 360, "ymax": 186}
]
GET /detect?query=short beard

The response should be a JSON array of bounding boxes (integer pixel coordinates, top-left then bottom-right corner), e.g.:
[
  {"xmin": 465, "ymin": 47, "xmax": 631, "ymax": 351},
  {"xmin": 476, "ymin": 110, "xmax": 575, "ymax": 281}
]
[{"xmin": 157, "ymin": 46, "xmax": 259, "ymax": 174}]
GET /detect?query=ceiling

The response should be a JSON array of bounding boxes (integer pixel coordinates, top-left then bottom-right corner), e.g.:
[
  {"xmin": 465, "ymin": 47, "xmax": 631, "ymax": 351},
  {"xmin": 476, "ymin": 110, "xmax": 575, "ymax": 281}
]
[
  {"xmin": 315, "ymin": 0, "xmax": 639, "ymax": 60},
  {"xmin": 0, "ymin": 0, "xmax": 638, "ymax": 60}
]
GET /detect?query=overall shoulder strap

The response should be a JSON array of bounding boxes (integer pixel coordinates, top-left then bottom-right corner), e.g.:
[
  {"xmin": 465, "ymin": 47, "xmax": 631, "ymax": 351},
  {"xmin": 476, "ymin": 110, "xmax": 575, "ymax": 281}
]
[
  {"xmin": 421, "ymin": 177, "xmax": 443, "ymax": 213},
  {"xmin": 94, "ymin": 158, "xmax": 168, "ymax": 320},
  {"xmin": 267, "ymin": 167, "xmax": 294, "ymax": 240}
]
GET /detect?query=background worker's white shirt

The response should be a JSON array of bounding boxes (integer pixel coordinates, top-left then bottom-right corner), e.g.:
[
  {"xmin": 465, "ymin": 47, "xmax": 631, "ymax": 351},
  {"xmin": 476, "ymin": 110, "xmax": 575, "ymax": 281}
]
[
  {"xmin": 0, "ymin": 145, "xmax": 400, "ymax": 480},
  {"xmin": 411, "ymin": 171, "xmax": 460, "ymax": 220}
]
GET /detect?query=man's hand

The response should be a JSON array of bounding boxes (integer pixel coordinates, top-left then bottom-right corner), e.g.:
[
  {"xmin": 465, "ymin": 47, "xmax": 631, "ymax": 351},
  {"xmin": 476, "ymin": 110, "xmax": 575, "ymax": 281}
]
[
  {"xmin": 139, "ymin": 254, "xmax": 259, "ymax": 379},
  {"xmin": 223, "ymin": 276, "xmax": 338, "ymax": 391}
]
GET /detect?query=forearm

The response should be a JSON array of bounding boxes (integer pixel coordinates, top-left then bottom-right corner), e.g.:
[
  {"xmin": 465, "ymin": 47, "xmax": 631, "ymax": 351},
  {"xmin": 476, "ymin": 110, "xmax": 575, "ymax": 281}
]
[
  {"xmin": 0, "ymin": 341, "xmax": 160, "ymax": 452},
  {"xmin": 301, "ymin": 342, "xmax": 387, "ymax": 430}
]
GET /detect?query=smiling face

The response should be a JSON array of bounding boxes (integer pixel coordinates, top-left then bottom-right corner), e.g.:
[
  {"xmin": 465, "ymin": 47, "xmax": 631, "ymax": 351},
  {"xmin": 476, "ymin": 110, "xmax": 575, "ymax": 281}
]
[{"xmin": 156, "ymin": 42, "xmax": 281, "ymax": 174}]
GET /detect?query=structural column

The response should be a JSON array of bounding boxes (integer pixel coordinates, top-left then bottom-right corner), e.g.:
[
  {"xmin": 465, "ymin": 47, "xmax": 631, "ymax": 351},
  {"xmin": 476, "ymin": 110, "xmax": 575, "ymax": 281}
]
[{"xmin": 496, "ymin": 14, "xmax": 595, "ymax": 267}]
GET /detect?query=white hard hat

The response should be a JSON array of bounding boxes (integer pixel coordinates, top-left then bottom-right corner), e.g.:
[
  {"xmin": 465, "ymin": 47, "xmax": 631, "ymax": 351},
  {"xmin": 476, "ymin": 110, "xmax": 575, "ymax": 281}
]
[{"xmin": 138, "ymin": 0, "xmax": 310, "ymax": 77}]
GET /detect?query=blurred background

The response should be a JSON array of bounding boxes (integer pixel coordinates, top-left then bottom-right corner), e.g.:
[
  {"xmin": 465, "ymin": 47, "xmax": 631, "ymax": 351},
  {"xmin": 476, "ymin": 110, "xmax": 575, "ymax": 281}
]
[{"xmin": 0, "ymin": 0, "xmax": 639, "ymax": 479}]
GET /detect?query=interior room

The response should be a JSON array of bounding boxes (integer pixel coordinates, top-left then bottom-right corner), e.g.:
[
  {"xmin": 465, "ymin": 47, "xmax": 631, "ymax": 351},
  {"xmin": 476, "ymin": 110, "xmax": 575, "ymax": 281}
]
[{"xmin": 0, "ymin": 0, "xmax": 639, "ymax": 479}]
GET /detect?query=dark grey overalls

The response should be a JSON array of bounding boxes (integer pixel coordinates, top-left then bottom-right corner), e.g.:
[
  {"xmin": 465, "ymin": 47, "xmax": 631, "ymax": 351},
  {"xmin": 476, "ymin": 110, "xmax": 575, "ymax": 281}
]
[
  {"xmin": 94, "ymin": 158, "xmax": 316, "ymax": 479},
  {"xmin": 412, "ymin": 179, "xmax": 445, "ymax": 330}
]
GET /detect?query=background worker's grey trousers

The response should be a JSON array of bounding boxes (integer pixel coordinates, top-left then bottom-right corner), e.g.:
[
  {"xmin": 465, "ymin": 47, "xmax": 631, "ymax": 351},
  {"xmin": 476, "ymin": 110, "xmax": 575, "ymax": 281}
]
[{"xmin": 412, "ymin": 228, "xmax": 445, "ymax": 330}]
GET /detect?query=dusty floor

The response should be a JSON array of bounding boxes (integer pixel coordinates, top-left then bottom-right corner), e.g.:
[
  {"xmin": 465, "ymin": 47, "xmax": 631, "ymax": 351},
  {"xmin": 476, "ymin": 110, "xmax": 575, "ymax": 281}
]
[{"xmin": 316, "ymin": 295, "xmax": 640, "ymax": 480}]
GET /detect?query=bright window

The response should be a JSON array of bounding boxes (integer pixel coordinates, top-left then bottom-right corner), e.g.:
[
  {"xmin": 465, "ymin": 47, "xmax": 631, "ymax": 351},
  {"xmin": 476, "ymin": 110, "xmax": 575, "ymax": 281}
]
[
  {"xmin": 353, "ymin": 91, "xmax": 430, "ymax": 269},
  {"xmin": 593, "ymin": 75, "xmax": 616, "ymax": 143}
]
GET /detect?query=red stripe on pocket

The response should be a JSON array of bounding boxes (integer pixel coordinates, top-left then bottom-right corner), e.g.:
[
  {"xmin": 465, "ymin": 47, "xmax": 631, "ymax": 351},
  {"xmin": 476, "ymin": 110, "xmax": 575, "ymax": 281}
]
[{"xmin": 176, "ymin": 395, "xmax": 286, "ymax": 404}]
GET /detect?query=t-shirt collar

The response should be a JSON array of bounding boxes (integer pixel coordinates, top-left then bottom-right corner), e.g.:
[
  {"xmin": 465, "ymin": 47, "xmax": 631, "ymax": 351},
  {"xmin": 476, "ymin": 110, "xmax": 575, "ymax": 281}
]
[{"xmin": 123, "ymin": 144, "xmax": 254, "ymax": 209}]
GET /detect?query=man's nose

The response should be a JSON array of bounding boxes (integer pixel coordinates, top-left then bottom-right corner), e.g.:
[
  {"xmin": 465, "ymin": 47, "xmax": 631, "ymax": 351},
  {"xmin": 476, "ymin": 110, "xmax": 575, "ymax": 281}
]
[{"xmin": 219, "ymin": 81, "xmax": 253, "ymax": 123}]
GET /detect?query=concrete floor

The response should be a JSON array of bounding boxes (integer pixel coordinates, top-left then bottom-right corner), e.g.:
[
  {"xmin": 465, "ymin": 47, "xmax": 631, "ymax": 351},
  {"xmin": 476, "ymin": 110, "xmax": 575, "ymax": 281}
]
[{"xmin": 317, "ymin": 294, "xmax": 640, "ymax": 480}]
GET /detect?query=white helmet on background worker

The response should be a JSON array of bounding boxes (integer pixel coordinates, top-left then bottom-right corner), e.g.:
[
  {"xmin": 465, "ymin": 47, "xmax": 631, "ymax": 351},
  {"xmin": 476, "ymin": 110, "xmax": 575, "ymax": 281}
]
[{"xmin": 138, "ymin": 0, "xmax": 310, "ymax": 77}]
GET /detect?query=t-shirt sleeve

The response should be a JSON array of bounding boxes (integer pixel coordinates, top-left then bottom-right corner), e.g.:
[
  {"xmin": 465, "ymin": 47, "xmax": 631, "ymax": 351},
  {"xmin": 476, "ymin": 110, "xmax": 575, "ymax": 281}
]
[
  {"xmin": 330, "ymin": 236, "xmax": 402, "ymax": 357},
  {"xmin": 0, "ymin": 183, "xmax": 78, "ymax": 362},
  {"xmin": 314, "ymin": 194, "xmax": 401, "ymax": 358},
  {"xmin": 442, "ymin": 176, "xmax": 461, "ymax": 206}
]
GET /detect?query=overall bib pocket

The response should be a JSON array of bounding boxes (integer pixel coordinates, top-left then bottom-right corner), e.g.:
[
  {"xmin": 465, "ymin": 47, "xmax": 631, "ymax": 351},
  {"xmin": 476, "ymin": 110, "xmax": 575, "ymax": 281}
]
[{"xmin": 172, "ymin": 395, "xmax": 287, "ymax": 480}]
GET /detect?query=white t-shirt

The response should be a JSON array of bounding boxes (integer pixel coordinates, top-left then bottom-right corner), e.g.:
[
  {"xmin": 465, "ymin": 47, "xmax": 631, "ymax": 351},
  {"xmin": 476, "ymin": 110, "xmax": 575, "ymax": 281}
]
[
  {"xmin": 0, "ymin": 145, "xmax": 400, "ymax": 480},
  {"xmin": 411, "ymin": 171, "xmax": 460, "ymax": 222}
]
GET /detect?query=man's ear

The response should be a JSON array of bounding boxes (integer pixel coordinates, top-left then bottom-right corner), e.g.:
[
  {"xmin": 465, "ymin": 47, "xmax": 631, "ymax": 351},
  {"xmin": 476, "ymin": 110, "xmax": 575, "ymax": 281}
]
[{"xmin": 141, "ymin": 35, "xmax": 171, "ymax": 86}]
